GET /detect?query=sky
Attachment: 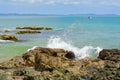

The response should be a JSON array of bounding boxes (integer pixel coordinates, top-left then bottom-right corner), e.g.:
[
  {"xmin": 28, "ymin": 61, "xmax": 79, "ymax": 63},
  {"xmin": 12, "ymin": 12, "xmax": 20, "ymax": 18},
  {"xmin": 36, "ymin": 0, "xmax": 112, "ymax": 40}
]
[{"xmin": 0, "ymin": 0, "xmax": 120, "ymax": 15}]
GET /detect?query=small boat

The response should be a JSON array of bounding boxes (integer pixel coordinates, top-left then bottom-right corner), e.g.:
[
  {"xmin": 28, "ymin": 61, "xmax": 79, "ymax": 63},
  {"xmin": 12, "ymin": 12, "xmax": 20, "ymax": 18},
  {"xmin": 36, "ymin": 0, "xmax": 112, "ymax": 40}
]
[{"xmin": 88, "ymin": 16, "xmax": 92, "ymax": 20}]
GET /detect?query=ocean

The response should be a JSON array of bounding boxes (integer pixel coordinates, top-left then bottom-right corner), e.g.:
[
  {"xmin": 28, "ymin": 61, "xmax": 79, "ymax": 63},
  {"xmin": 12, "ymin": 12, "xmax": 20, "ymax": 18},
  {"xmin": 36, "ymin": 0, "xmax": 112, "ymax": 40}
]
[{"xmin": 0, "ymin": 15, "xmax": 120, "ymax": 61}]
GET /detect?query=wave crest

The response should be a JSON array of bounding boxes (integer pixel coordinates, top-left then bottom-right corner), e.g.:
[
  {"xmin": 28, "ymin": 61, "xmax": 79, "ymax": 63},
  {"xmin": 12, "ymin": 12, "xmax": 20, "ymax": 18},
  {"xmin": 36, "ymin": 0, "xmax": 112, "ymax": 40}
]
[{"xmin": 47, "ymin": 36, "xmax": 102, "ymax": 60}]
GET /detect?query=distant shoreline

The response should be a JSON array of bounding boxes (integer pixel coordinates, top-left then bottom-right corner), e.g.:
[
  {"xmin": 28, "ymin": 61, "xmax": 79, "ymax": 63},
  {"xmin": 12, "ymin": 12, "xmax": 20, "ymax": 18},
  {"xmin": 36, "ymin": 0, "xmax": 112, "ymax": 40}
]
[{"xmin": 0, "ymin": 13, "xmax": 119, "ymax": 17}]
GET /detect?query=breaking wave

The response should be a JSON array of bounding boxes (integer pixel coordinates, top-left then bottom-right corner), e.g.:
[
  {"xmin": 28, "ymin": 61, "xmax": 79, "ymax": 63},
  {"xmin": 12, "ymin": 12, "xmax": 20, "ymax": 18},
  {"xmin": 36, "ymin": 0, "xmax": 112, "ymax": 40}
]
[{"xmin": 47, "ymin": 36, "xmax": 102, "ymax": 60}]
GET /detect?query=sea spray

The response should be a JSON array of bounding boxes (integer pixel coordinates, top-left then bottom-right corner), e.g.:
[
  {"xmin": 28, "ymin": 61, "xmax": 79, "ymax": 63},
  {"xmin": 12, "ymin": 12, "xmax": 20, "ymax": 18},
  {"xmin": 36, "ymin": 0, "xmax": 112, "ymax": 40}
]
[{"xmin": 47, "ymin": 36, "xmax": 102, "ymax": 60}]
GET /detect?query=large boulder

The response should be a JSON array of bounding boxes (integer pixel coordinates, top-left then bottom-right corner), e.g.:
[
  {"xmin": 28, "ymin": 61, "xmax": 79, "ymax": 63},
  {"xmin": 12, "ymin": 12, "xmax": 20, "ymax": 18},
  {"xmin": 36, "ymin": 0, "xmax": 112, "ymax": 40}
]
[
  {"xmin": 0, "ymin": 47, "xmax": 75, "ymax": 69},
  {"xmin": 0, "ymin": 34, "xmax": 18, "ymax": 42},
  {"xmin": 23, "ymin": 47, "xmax": 75, "ymax": 70},
  {"xmin": 98, "ymin": 49, "xmax": 120, "ymax": 62}
]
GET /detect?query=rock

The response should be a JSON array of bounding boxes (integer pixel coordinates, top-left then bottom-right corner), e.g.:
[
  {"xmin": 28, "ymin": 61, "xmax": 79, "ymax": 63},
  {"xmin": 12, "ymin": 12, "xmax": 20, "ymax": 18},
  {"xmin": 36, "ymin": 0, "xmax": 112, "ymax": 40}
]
[
  {"xmin": 24, "ymin": 69, "xmax": 81, "ymax": 80},
  {"xmin": 23, "ymin": 47, "xmax": 75, "ymax": 68},
  {"xmin": 0, "ymin": 34, "xmax": 18, "ymax": 42},
  {"xmin": 0, "ymin": 47, "xmax": 75, "ymax": 69},
  {"xmin": 16, "ymin": 27, "xmax": 44, "ymax": 30},
  {"xmin": 45, "ymin": 27, "xmax": 53, "ymax": 30},
  {"xmin": 16, "ymin": 26, "xmax": 53, "ymax": 30},
  {"xmin": 16, "ymin": 30, "xmax": 41, "ymax": 34},
  {"xmin": 77, "ymin": 58, "xmax": 120, "ymax": 80},
  {"xmin": 29, "ymin": 47, "xmax": 73, "ymax": 71},
  {"xmin": 0, "ymin": 48, "xmax": 120, "ymax": 80},
  {"xmin": 0, "ymin": 56, "xmax": 26, "ymax": 69},
  {"xmin": 4, "ymin": 29, "xmax": 10, "ymax": 32},
  {"xmin": 98, "ymin": 49, "xmax": 120, "ymax": 62},
  {"xmin": 0, "ymin": 70, "xmax": 13, "ymax": 80}
]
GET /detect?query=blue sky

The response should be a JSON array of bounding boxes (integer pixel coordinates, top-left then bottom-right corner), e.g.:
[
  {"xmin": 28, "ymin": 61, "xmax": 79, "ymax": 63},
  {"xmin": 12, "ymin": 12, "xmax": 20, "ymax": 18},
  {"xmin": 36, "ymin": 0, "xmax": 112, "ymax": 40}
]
[{"xmin": 0, "ymin": 0, "xmax": 120, "ymax": 15}]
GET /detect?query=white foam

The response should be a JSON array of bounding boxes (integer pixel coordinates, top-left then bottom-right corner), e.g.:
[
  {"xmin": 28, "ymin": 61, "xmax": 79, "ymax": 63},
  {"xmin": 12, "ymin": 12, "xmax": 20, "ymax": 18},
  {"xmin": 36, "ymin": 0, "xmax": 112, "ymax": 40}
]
[
  {"xmin": 27, "ymin": 46, "xmax": 38, "ymax": 52},
  {"xmin": 47, "ymin": 36, "xmax": 102, "ymax": 60},
  {"xmin": 0, "ymin": 40, "xmax": 14, "ymax": 43}
]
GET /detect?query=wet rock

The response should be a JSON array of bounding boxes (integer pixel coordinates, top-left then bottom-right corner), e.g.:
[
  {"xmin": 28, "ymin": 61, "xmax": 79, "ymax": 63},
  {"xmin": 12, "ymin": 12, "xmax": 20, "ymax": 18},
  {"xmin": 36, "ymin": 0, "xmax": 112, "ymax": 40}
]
[
  {"xmin": 45, "ymin": 27, "xmax": 53, "ymax": 30},
  {"xmin": 16, "ymin": 26, "xmax": 53, "ymax": 30},
  {"xmin": 0, "ymin": 34, "xmax": 18, "ymax": 42},
  {"xmin": 16, "ymin": 30, "xmax": 41, "ymax": 34},
  {"xmin": 98, "ymin": 49, "xmax": 120, "ymax": 62},
  {"xmin": 16, "ymin": 27, "xmax": 44, "ymax": 30}
]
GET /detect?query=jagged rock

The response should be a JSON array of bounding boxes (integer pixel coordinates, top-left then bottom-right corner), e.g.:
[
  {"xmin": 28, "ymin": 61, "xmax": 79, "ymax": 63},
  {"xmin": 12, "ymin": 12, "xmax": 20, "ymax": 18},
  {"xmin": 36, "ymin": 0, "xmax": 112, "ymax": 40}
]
[
  {"xmin": 0, "ymin": 48, "xmax": 120, "ymax": 80},
  {"xmin": 0, "ymin": 47, "xmax": 75, "ymax": 69},
  {"xmin": 23, "ymin": 47, "xmax": 75, "ymax": 68},
  {"xmin": 16, "ymin": 30, "xmax": 41, "ymax": 34},
  {"xmin": 98, "ymin": 49, "xmax": 120, "ymax": 62},
  {"xmin": 0, "ymin": 70, "xmax": 13, "ymax": 80},
  {"xmin": 0, "ymin": 56, "xmax": 25, "ymax": 69},
  {"xmin": 0, "ymin": 34, "xmax": 18, "ymax": 41},
  {"xmin": 24, "ymin": 69, "xmax": 81, "ymax": 80},
  {"xmin": 77, "ymin": 58, "xmax": 120, "ymax": 80}
]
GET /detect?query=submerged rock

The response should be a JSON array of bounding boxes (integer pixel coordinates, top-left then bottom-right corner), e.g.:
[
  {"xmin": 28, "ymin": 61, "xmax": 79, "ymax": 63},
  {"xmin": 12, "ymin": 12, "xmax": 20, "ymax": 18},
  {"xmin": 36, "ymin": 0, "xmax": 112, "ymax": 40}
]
[{"xmin": 0, "ymin": 34, "xmax": 18, "ymax": 42}]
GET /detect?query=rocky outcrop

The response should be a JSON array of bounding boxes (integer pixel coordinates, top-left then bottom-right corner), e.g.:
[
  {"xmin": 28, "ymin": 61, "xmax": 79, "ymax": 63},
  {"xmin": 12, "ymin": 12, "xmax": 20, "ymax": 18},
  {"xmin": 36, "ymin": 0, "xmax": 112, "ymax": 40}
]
[
  {"xmin": 24, "ymin": 69, "xmax": 81, "ymax": 80},
  {"xmin": 0, "ymin": 48, "xmax": 120, "ymax": 80},
  {"xmin": 16, "ymin": 27, "xmax": 53, "ymax": 30},
  {"xmin": 0, "ymin": 47, "xmax": 75, "ymax": 69},
  {"xmin": 0, "ymin": 34, "xmax": 18, "ymax": 41},
  {"xmin": 35, "ymin": 48, "xmax": 120, "ymax": 80},
  {"xmin": 16, "ymin": 30, "xmax": 41, "ymax": 34},
  {"xmin": 0, "ymin": 56, "xmax": 26, "ymax": 69},
  {"xmin": 16, "ymin": 27, "xmax": 44, "ymax": 30},
  {"xmin": 98, "ymin": 49, "xmax": 120, "ymax": 62}
]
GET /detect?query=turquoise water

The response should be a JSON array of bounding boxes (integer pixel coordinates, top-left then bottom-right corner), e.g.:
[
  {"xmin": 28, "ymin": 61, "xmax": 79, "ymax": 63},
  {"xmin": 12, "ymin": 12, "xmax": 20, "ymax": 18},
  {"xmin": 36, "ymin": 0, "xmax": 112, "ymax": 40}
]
[{"xmin": 0, "ymin": 16, "xmax": 120, "ymax": 61}]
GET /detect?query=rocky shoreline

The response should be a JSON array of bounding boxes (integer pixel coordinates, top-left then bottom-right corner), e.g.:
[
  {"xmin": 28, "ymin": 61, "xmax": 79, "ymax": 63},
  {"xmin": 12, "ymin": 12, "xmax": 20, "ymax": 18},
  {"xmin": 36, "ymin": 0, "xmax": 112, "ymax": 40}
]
[{"xmin": 0, "ymin": 47, "xmax": 119, "ymax": 80}]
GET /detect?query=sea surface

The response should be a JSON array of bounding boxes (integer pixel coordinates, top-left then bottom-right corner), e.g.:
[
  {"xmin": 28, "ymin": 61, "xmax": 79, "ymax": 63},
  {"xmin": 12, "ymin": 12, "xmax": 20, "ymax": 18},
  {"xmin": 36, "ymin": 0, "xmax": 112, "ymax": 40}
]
[{"xmin": 0, "ymin": 15, "xmax": 120, "ymax": 61}]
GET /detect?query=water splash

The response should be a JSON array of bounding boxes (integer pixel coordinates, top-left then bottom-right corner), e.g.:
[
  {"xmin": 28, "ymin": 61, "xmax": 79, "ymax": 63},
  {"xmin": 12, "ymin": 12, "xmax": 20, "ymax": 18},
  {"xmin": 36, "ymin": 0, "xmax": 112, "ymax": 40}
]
[{"xmin": 47, "ymin": 36, "xmax": 102, "ymax": 60}]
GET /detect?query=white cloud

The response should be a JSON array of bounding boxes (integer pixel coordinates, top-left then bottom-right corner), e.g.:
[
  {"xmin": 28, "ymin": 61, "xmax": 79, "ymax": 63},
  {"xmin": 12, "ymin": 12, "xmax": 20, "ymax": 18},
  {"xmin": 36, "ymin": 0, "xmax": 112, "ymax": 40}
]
[{"xmin": 1, "ymin": 0, "xmax": 120, "ymax": 7}]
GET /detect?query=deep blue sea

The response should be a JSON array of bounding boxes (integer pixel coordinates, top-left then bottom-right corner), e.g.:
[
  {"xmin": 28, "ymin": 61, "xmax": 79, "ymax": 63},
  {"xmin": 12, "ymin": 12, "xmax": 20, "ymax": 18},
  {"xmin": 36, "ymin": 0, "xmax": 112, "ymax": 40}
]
[{"xmin": 0, "ymin": 16, "xmax": 120, "ymax": 61}]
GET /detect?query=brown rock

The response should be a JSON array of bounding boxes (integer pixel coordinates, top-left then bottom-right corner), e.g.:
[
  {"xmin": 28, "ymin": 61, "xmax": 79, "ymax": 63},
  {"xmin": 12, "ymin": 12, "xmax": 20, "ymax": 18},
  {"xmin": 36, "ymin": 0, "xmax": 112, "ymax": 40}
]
[
  {"xmin": 16, "ymin": 27, "xmax": 44, "ymax": 30},
  {"xmin": 16, "ymin": 30, "xmax": 41, "ymax": 34},
  {"xmin": 98, "ymin": 49, "xmax": 120, "ymax": 62},
  {"xmin": 45, "ymin": 27, "xmax": 53, "ymax": 30},
  {"xmin": 0, "ymin": 34, "xmax": 18, "ymax": 42},
  {"xmin": 0, "ymin": 56, "xmax": 25, "ymax": 69}
]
